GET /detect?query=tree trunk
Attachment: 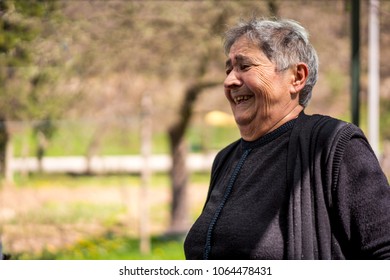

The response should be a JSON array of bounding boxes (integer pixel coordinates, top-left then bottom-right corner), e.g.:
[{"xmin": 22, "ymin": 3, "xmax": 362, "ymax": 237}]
[
  {"xmin": 0, "ymin": 119, "xmax": 10, "ymax": 185},
  {"xmin": 20, "ymin": 132, "xmax": 30, "ymax": 179},
  {"xmin": 5, "ymin": 136, "xmax": 13, "ymax": 185},
  {"xmin": 36, "ymin": 131, "xmax": 48, "ymax": 173},
  {"xmin": 139, "ymin": 93, "xmax": 152, "ymax": 254},
  {"xmin": 85, "ymin": 130, "xmax": 103, "ymax": 175},
  {"xmin": 85, "ymin": 123, "xmax": 108, "ymax": 174},
  {"xmin": 167, "ymin": 81, "xmax": 219, "ymax": 235},
  {"xmin": 168, "ymin": 129, "xmax": 190, "ymax": 234}
]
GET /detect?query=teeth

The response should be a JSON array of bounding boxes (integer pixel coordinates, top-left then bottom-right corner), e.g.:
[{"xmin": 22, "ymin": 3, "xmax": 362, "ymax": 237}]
[{"xmin": 233, "ymin": 95, "xmax": 251, "ymax": 104}]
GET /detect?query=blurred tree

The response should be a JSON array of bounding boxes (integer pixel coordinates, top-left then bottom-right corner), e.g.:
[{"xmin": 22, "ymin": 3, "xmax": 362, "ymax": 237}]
[
  {"xmin": 0, "ymin": 0, "xmax": 43, "ymax": 183},
  {"xmin": 166, "ymin": 7, "xmax": 230, "ymax": 233},
  {"xmin": 33, "ymin": 119, "xmax": 55, "ymax": 173},
  {"xmin": 0, "ymin": 0, "xmax": 75, "ymax": 183},
  {"xmin": 55, "ymin": 0, "xmax": 270, "ymax": 234},
  {"xmin": 268, "ymin": 0, "xmax": 280, "ymax": 16},
  {"xmin": 156, "ymin": 1, "xmax": 271, "ymax": 234}
]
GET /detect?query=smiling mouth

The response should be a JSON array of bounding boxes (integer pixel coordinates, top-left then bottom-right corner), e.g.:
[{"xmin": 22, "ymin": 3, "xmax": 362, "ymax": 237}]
[{"xmin": 233, "ymin": 95, "xmax": 253, "ymax": 105}]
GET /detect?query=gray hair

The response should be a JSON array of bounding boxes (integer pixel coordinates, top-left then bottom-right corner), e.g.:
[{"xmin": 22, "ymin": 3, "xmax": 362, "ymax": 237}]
[{"xmin": 223, "ymin": 18, "xmax": 318, "ymax": 107}]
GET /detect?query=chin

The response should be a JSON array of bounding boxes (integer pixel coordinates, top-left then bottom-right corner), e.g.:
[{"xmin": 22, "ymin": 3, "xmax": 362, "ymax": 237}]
[{"xmin": 233, "ymin": 115, "xmax": 252, "ymax": 127}]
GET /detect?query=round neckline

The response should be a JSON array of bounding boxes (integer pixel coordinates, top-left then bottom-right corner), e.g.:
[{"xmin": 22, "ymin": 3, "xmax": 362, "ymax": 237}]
[{"xmin": 241, "ymin": 119, "xmax": 296, "ymax": 150}]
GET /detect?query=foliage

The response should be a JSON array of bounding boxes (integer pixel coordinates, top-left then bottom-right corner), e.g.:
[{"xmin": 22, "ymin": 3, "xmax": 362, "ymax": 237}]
[
  {"xmin": 0, "ymin": 0, "xmax": 68, "ymax": 121},
  {"xmin": 0, "ymin": 0, "xmax": 81, "ymax": 180}
]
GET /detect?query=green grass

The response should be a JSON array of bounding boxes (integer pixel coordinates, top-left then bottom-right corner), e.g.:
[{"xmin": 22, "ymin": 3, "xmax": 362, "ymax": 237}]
[
  {"xmin": 17, "ymin": 233, "xmax": 186, "ymax": 260},
  {"xmin": 12, "ymin": 122, "xmax": 239, "ymax": 157},
  {"xmin": 13, "ymin": 172, "xmax": 210, "ymax": 189},
  {"xmin": 13, "ymin": 173, "xmax": 161, "ymax": 189},
  {"xmin": 4, "ymin": 172, "xmax": 209, "ymax": 260}
]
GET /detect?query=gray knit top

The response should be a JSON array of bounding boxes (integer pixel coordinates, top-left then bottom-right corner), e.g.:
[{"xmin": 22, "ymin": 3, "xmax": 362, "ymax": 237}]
[{"xmin": 184, "ymin": 113, "xmax": 390, "ymax": 259}]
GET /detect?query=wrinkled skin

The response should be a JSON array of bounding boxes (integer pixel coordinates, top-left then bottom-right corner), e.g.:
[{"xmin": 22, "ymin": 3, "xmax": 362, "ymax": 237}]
[{"xmin": 224, "ymin": 36, "xmax": 307, "ymax": 141}]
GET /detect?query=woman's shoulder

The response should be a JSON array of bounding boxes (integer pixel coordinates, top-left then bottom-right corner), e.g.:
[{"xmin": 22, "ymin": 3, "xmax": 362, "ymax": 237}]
[
  {"xmin": 297, "ymin": 112, "xmax": 364, "ymax": 142},
  {"xmin": 213, "ymin": 139, "xmax": 241, "ymax": 165}
]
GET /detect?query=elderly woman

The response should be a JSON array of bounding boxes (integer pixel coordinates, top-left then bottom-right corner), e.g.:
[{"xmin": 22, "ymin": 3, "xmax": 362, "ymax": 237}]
[{"xmin": 184, "ymin": 18, "xmax": 390, "ymax": 260}]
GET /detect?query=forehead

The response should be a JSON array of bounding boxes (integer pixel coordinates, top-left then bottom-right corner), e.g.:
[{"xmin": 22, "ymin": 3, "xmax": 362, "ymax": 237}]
[
  {"xmin": 225, "ymin": 36, "xmax": 268, "ymax": 67},
  {"xmin": 229, "ymin": 36, "xmax": 259, "ymax": 55}
]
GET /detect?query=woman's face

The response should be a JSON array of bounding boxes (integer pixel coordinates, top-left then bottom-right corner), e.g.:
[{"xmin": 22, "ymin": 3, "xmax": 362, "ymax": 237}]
[{"xmin": 224, "ymin": 36, "xmax": 298, "ymax": 140}]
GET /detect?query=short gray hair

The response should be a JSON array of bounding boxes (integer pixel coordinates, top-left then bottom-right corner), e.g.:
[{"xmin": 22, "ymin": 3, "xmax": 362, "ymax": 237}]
[{"xmin": 223, "ymin": 18, "xmax": 318, "ymax": 107}]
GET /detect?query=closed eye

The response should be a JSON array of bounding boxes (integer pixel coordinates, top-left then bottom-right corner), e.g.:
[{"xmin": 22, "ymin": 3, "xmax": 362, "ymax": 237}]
[
  {"xmin": 225, "ymin": 67, "xmax": 232, "ymax": 75},
  {"xmin": 239, "ymin": 64, "xmax": 251, "ymax": 71}
]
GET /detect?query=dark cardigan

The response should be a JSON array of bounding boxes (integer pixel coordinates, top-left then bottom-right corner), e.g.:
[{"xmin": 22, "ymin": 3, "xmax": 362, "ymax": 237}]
[
  {"xmin": 197, "ymin": 112, "xmax": 390, "ymax": 259},
  {"xmin": 285, "ymin": 112, "xmax": 356, "ymax": 259}
]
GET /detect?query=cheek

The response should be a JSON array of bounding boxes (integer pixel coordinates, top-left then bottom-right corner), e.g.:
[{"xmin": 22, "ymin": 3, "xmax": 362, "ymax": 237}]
[
  {"xmin": 247, "ymin": 73, "xmax": 275, "ymax": 97},
  {"xmin": 224, "ymin": 88, "xmax": 232, "ymax": 102}
]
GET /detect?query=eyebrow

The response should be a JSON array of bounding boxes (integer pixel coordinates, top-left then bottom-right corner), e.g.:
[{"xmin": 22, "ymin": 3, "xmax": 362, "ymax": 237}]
[
  {"xmin": 225, "ymin": 59, "xmax": 232, "ymax": 70},
  {"xmin": 225, "ymin": 55, "xmax": 254, "ymax": 69}
]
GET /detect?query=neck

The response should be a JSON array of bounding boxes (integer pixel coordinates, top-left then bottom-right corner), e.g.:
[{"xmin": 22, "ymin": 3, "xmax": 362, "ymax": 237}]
[
  {"xmin": 267, "ymin": 104, "xmax": 303, "ymax": 134},
  {"xmin": 240, "ymin": 105, "xmax": 303, "ymax": 141}
]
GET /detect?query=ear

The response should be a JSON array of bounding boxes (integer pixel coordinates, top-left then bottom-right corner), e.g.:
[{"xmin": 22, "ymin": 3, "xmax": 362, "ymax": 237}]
[{"xmin": 289, "ymin": 63, "xmax": 308, "ymax": 94}]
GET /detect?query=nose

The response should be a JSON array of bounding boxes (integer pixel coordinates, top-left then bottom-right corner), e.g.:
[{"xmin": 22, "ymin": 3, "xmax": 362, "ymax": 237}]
[{"xmin": 224, "ymin": 70, "xmax": 242, "ymax": 89}]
